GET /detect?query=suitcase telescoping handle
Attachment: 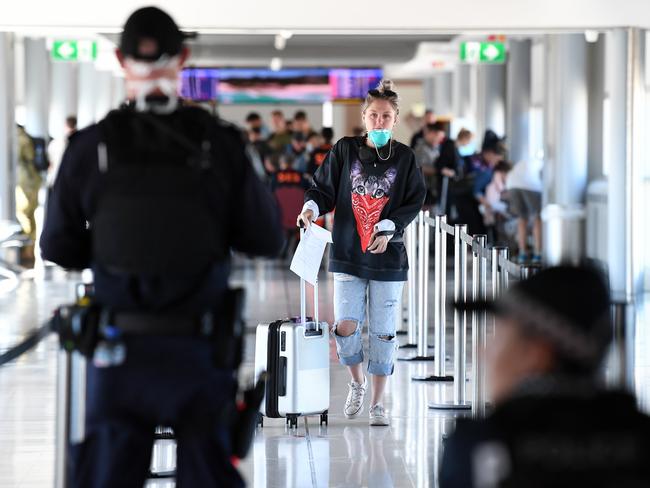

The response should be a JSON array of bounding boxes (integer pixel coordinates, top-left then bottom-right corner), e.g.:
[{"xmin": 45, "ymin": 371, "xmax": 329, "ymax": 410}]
[{"xmin": 299, "ymin": 226, "xmax": 319, "ymax": 331}]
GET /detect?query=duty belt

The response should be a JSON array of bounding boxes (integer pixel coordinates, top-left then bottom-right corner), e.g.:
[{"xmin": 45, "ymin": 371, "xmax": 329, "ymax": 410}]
[{"xmin": 111, "ymin": 312, "xmax": 214, "ymax": 336}]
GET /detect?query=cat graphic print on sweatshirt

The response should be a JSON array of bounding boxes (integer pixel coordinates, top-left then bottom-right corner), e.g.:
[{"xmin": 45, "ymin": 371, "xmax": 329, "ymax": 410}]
[{"xmin": 350, "ymin": 160, "xmax": 397, "ymax": 252}]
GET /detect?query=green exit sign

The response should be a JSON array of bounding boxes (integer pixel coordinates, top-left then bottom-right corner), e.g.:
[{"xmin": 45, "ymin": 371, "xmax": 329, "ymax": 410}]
[
  {"xmin": 51, "ymin": 40, "xmax": 97, "ymax": 62},
  {"xmin": 460, "ymin": 42, "xmax": 506, "ymax": 64}
]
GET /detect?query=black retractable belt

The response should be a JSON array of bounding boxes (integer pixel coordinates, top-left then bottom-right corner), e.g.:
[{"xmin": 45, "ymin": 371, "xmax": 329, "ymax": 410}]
[{"xmin": 0, "ymin": 322, "xmax": 53, "ymax": 367}]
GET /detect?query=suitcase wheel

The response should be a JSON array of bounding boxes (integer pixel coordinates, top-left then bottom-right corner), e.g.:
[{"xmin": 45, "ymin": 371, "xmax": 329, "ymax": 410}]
[
  {"xmin": 257, "ymin": 413, "xmax": 264, "ymax": 428},
  {"xmin": 286, "ymin": 414, "xmax": 299, "ymax": 429},
  {"xmin": 320, "ymin": 410, "xmax": 328, "ymax": 426}
]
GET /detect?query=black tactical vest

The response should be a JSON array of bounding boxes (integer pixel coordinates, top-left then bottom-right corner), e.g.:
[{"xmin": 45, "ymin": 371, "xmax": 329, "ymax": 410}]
[{"xmin": 92, "ymin": 106, "xmax": 226, "ymax": 277}]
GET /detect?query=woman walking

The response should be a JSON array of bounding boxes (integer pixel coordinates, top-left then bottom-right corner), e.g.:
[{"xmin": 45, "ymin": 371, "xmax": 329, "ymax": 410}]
[{"xmin": 297, "ymin": 80, "xmax": 425, "ymax": 426}]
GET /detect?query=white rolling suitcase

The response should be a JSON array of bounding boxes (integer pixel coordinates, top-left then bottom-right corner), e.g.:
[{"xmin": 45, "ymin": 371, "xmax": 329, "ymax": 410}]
[{"xmin": 254, "ymin": 271, "xmax": 330, "ymax": 429}]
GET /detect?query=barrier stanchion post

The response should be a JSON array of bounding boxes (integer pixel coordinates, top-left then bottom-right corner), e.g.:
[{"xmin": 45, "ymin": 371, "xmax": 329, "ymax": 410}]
[
  {"xmin": 471, "ymin": 235, "xmax": 488, "ymax": 418},
  {"xmin": 400, "ymin": 211, "xmax": 435, "ymax": 362},
  {"xmin": 520, "ymin": 264, "xmax": 542, "ymax": 280},
  {"xmin": 609, "ymin": 301, "xmax": 636, "ymax": 392},
  {"xmin": 498, "ymin": 248, "xmax": 510, "ymax": 292},
  {"xmin": 401, "ymin": 221, "xmax": 418, "ymax": 348},
  {"xmin": 429, "ymin": 224, "xmax": 471, "ymax": 410},
  {"xmin": 54, "ymin": 355, "xmax": 87, "ymax": 487},
  {"xmin": 413, "ymin": 214, "xmax": 453, "ymax": 382},
  {"xmin": 434, "ymin": 215, "xmax": 448, "ymax": 378},
  {"xmin": 54, "ymin": 350, "xmax": 71, "ymax": 488},
  {"xmin": 491, "ymin": 247, "xmax": 503, "ymax": 301}
]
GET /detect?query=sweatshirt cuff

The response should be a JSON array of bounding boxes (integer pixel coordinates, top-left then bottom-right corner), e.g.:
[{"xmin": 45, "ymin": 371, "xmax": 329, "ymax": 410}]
[
  {"xmin": 302, "ymin": 200, "xmax": 320, "ymax": 220},
  {"xmin": 374, "ymin": 219, "xmax": 396, "ymax": 241}
]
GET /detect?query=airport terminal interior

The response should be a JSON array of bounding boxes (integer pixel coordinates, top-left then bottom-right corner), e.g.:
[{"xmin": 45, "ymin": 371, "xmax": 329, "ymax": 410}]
[{"xmin": 2, "ymin": 1, "xmax": 650, "ymax": 487}]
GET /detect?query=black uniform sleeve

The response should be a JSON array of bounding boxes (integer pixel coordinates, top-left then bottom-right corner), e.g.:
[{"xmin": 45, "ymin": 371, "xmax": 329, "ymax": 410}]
[
  {"xmin": 227, "ymin": 134, "xmax": 284, "ymax": 257},
  {"xmin": 304, "ymin": 141, "xmax": 343, "ymax": 215},
  {"xmin": 386, "ymin": 152, "xmax": 426, "ymax": 233},
  {"xmin": 439, "ymin": 427, "xmax": 475, "ymax": 488},
  {"xmin": 439, "ymin": 419, "xmax": 505, "ymax": 488},
  {"xmin": 40, "ymin": 134, "xmax": 93, "ymax": 269}
]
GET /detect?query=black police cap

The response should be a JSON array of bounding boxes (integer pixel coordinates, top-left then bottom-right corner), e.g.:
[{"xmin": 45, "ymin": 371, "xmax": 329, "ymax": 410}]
[
  {"xmin": 120, "ymin": 7, "xmax": 192, "ymax": 61},
  {"xmin": 457, "ymin": 265, "xmax": 612, "ymax": 367}
]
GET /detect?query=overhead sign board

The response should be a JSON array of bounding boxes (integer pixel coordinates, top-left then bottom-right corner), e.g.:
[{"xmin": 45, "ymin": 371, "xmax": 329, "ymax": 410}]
[
  {"xmin": 51, "ymin": 40, "xmax": 97, "ymax": 62},
  {"xmin": 460, "ymin": 41, "xmax": 506, "ymax": 64}
]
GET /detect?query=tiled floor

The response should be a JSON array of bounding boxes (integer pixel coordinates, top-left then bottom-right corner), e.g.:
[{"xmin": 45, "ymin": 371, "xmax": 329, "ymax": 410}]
[{"xmin": 1, "ymin": 260, "xmax": 649, "ymax": 488}]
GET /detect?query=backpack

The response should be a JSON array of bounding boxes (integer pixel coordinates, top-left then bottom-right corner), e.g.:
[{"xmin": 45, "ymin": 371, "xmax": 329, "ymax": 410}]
[{"xmin": 30, "ymin": 137, "xmax": 50, "ymax": 172}]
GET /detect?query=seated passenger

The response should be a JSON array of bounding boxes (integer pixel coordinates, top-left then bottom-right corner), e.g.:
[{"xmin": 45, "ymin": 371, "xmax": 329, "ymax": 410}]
[{"xmin": 440, "ymin": 265, "xmax": 650, "ymax": 488}]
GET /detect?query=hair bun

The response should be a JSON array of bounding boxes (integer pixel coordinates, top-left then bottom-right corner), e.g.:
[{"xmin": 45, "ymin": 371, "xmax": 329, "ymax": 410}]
[{"xmin": 377, "ymin": 79, "xmax": 396, "ymax": 94}]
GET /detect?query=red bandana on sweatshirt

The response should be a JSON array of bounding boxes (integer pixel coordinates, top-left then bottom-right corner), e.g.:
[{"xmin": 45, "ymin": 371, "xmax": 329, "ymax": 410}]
[
  {"xmin": 351, "ymin": 193, "xmax": 389, "ymax": 252},
  {"xmin": 349, "ymin": 161, "xmax": 397, "ymax": 252}
]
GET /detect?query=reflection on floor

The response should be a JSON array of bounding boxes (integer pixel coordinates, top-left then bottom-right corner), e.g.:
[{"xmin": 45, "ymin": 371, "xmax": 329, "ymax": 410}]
[{"xmin": 1, "ymin": 260, "xmax": 649, "ymax": 488}]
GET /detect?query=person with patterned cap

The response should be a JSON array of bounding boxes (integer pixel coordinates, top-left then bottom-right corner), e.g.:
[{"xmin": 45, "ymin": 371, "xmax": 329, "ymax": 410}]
[{"xmin": 440, "ymin": 265, "xmax": 650, "ymax": 487}]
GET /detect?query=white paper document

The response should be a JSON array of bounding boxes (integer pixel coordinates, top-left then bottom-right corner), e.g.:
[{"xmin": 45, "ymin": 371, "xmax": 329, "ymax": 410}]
[{"xmin": 290, "ymin": 223, "xmax": 333, "ymax": 285}]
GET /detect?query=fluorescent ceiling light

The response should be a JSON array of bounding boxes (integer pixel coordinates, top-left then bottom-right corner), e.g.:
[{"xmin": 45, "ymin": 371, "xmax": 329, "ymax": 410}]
[
  {"xmin": 274, "ymin": 34, "xmax": 287, "ymax": 50},
  {"xmin": 270, "ymin": 57, "xmax": 282, "ymax": 71}
]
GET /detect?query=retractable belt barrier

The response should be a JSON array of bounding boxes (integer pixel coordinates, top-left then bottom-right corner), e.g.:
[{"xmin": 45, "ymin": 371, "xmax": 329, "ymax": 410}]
[{"xmin": 399, "ymin": 210, "xmax": 543, "ymax": 417}]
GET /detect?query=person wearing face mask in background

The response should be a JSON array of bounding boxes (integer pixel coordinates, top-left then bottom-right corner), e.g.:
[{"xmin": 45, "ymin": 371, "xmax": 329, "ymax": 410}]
[
  {"xmin": 297, "ymin": 80, "xmax": 426, "ymax": 427},
  {"xmin": 40, "ymin": 7, "xmax": 284, "ymax": 487},
  {"xmin": 246, "ymin": 112, "xmax": 275, "ymax": 179},
  {"xmin": 440, "ymin": 265, "xmax": 650, "ymax": 487},
  {"xmin": 285, "ymin": 130, "xmax": 310, "ymax": 173},
  {"xmin": 307, "ymin": 127, "xmax": 335, "ymax": 177}
]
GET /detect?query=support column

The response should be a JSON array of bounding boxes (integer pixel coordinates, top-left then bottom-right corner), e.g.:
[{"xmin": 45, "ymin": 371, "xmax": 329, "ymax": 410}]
[
  {"xmin": 423, "ymin": 77, "xmax": 435, "ymax": 113},
  {"xmin": 453, "ymin": 64, "xmax": 472, "ymax": 119},
  {"xmin": 77, "ymin": 62, "xmax": 98, "ymax": 129},
  {"xmin": 94, "ymin": 70, "xmax": 115, "ymax": 122},
  {"xmin": 542, "ymin": 34, "xmax": 589, "ymax": 265},
  {"xmin": 587, "ymin": 37, "xmax": 606, "ymax": 182},
  {"xmin": 477, "ymin": 63, "xmax": 506, "ymax": 139},
  {"xmin": 0, "ymin": 33, "xmax": 16, "ymax": 221},
  {"xmin": 506, "ymin": 39, "xmax": 531, "ymax": 163},
  {"xmin": 432, "ymin": 72, "xmax": 452, "ymax": 118},
  {"xmin": 111, "ymin": 75, "xmax": 126, "ymax": 109},
  {"xmin": 24, "ymin": 38, "xmax": 50, "ymax": 138},
  {"xmin": 49, "ymin": 62, "xmax": 78, "ymax": 140},
  {"xmin": 605, "ymin": 29, "xmax": 646, "ymax": 299}
]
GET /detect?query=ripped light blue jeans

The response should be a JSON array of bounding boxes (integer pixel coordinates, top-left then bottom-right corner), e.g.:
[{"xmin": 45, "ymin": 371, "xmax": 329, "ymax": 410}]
[{"xmin": 332, "ymin": 273, "xmax": 404, "ymax": 376}]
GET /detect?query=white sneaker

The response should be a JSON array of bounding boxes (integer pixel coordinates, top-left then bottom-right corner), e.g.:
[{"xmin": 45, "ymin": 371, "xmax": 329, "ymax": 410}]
[
  {"xmin": 344, "ymin": 377, "xmax": 367, "ymax": 418},
  {"xmin": 369, "ymin": 404, "xmax": 389, "ymax": 426}
]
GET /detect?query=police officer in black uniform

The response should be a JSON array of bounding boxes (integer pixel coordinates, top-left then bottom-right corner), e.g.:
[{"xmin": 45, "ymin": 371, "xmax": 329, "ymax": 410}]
[
  {"xmin": 440, "ymin": 265, "xmax": 650, "ymax": 488},
  {"xmin": 40, "ymin": 7, "xmax": 284, "ymax": 487}
]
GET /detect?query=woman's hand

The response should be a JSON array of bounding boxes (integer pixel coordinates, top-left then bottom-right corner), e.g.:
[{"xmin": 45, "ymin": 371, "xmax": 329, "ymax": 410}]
[
  {"xmin": 441, "ymin": 167, "xmax": 456, "ymax": 178},
  {"xmin": 296, "ymin": 209, "xmax": 314, "ymax": 228},
  {"xmin": 367, "ymin": 231, "xmax": 390, "ymax": 254}
]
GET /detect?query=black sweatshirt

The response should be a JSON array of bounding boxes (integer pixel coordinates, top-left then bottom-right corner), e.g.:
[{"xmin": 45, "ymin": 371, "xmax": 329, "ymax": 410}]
[{"xmin": 305, "ymin": 136, "xmax": 426, "ymax": 281}]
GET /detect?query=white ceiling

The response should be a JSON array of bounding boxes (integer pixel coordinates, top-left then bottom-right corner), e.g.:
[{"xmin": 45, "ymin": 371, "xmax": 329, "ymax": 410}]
[
  {"xmin": 3, "ymin": 0, "xmax": 650, "ymax": 32},
  {"xmin": 101, "ymin": 33, "xmax": 456, "ymax": 67}
]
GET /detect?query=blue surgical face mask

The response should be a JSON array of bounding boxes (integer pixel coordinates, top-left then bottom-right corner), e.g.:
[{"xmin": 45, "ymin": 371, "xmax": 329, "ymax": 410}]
[
  {"xmin": 368, "ymin": 129, "xmax": 392, "ymax": 149},
  {"xmin": 458, "ymin": 143, "xmax": 476, "ymax": 157}
]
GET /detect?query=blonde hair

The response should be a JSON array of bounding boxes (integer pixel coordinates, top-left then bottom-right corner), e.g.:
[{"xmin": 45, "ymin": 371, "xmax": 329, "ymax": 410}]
[{"xmin": 362, "ymin": 79, "xmax": 400, "ymax": 115}]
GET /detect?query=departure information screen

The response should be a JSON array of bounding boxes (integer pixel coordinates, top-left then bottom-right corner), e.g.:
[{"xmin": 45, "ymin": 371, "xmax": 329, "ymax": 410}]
[
  {"xmin": 180, "ymin": 67, "xmax": 383, "ymax": 104},
  {"xmin": 329, "ymin": 69, "xmax": 384, "ymax": 100}
]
